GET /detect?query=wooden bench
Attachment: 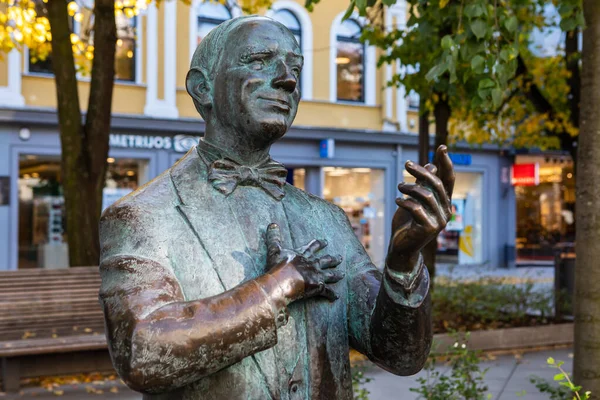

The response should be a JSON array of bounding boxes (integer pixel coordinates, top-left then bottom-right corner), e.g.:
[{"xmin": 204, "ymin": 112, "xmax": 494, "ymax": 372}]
[{"xmin": 0, "ymin": 267, "xmax": 112, "ymax": 392}]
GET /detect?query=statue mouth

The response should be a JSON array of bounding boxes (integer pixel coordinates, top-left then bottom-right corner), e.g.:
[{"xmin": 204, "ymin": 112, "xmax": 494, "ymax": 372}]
[{"xmin": 259, "ymin": 96, "xmax": 291, "ymax": 112}]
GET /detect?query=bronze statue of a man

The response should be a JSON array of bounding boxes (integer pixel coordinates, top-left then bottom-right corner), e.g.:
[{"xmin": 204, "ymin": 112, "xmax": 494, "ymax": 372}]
[{"xmin": 99, "ymin": 15, "xmax": 454, "ymax": 400}]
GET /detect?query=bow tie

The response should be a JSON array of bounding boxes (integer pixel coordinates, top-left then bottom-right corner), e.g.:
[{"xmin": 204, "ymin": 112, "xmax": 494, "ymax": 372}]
[{"xmin": 207, "ymin": 158, "xmax": 288, "ymax": 200}]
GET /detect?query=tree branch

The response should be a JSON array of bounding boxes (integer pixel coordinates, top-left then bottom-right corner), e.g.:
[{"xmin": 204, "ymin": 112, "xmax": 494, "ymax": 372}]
[{"xmin": 46, "ymin": 0, "xmax": 83, "ymax": 167}]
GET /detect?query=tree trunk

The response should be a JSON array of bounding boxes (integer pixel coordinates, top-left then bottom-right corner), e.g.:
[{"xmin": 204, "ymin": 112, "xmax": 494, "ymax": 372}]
[
  {"xmin": 47, "ymin": 0, "xmax": 116, "ymax": 266},
  {"xmin": 418, "ymin": 96, "xmax": 437, "ymax": 283},
  {"xmin": 565, "ymin": 28, "xmax": 581, "ymax": 168},
  {"xmin": 433, "ymin": 95, "xmax": 450, "ymax": 153},
  {"xmin": 574, "ymin": 0, "xmax": 600, "ymax": 392}
]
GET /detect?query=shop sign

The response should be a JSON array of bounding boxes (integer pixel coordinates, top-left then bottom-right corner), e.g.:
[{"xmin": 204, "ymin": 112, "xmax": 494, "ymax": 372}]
[
  {"xmin": 428, "ymin": 151, "xmax": 471, "ymax": 166},
  {"xmin": 511, "ymin": 163, "xmax": 539, "ymax": 186},
  {"xmin": 109, "ymin": 134, "xmax": 201, "ymax": 153},
  {"xmin": 320, "ymin": 139, "xmax": 335, "ymax": 159}
]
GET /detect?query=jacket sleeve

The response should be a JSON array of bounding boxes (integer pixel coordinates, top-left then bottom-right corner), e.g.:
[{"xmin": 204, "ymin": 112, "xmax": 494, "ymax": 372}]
[
  {"xmin": 99, "ymin": 203, "xmax": 288, "ymax": 394},
  {"xmin": 328, "ymin": 205, "xmax": 432, "ymax": 376}
]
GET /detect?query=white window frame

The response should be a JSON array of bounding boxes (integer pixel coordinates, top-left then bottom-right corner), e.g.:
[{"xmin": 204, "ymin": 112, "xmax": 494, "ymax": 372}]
[
  {"xmin": 266, "ymin": 1, "xmax": 313, "ymax": 100},
  {"xmin": 329, "ymin": 11, "xmax": 376, "ymax": 106}
]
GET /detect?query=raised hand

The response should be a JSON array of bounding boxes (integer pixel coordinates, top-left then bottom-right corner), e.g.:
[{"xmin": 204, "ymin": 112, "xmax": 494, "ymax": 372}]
[
  {"xmin": 266, "ymin": 223, "xmax": 344, "ymax": 302},
  {"xmin": 387, "ymin": 145, "xmax": 455, "ymax": 273}
]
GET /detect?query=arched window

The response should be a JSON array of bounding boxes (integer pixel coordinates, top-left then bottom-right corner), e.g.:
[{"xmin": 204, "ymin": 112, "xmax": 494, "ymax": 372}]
[
  {"xmin": 196, "ymin": 2, "xmax": 232, "ymax": 45},
  {"xmin": 272, "ymin": 9, "xmax": 302, "ymax": 48},
  {"xmin": 272, "ymin": 9, "xmax": 302, "ymax": 93},
  {"xmin": 335, "ymin": 18, "xmax": 364, "ymax": 102}
]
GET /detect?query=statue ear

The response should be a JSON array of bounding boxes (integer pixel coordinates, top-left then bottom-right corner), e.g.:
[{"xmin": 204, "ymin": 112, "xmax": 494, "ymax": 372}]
[{"xmin": 186, "ymin": 66, "xmax": 213, "ymax": 113}]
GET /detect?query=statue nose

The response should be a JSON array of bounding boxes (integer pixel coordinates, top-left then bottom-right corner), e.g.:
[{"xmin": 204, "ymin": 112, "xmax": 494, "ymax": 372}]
[{"xmin": 272, "ymin": 63, "xmax": 297, "ymax": 93}]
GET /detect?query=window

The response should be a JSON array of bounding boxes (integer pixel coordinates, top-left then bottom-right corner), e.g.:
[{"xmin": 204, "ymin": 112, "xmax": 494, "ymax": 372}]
[
  {"xmin": 28, "ymin": 3, "xmax": 138, "ymax": 82},
  {"xmin": 115, "ymin": 13, "xmax": 137, "ymax": 81},
  {"xmin": 336, "ymin": 19, "xmax": 364, "ymax": 102},
  {"xmin": 323, "ymin": 167, "xmax": 385, "ymax": 267},
  {"xmin": 18, "ymin": 154, "xmax": 149, "ymax": 269},
  {"xmin": 272, "ymin": 9, "xmax": 301, "ymax": 48},
  {"xmin": 197, "ymin": 2, "xmax": 232, "ymax": 45},
  {"xmin": 272, "ymin": 9, "xmax": 302, "ymax": 93}
]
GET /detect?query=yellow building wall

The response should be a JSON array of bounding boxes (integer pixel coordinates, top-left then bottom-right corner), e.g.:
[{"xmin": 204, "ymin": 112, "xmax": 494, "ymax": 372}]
[
  {"xmin": 0, "ymin": 58, "xmax": 7, "ymax": 87},
  {"xmin": 3, "ymin": 0, "xmax": 393, "ymax": 132}
]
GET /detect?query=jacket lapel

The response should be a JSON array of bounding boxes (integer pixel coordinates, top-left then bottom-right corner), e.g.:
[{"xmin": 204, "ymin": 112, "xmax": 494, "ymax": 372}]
[
  {"xmin": 169, "ymin": 147, "xmax": 279, "ymax": 399},
  {"xmin": 282, "ymin": 188, "xmax": 342, "ymax": 400}
]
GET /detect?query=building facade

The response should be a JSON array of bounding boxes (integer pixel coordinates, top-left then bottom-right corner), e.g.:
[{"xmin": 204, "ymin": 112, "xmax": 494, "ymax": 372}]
[{"xmin": 0, "ymin": 0, "xmax": 516, "ymax": 271}]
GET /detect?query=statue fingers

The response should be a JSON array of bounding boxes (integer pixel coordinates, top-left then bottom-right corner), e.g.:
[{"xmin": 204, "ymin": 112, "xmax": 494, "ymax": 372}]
[
  {"xmin": 434, "ymin": 145, "xmax": 455, "ymax": 199},
  {"xmin": 404, "ymin": 162, "xmax": 450, "ymax": 213},
  {"xmin": 317, "ymin": 255, "xmax": 343, "ymax": 269},
  {"xmin": 322, "ymin": 270, "xmax": 345, "ymax": 284},
  {"xmin": 397, "ymin": 183, "xmax": 445, "ymax": 222},
  {"xmin": 266, "ymin": 223, "xmax": 283, "ymax": 261},
  {"xmin": 424, "ymin": 163, "xmax": 438, "ymax": 175},
  {"xmin": 320, "ymin": 285, "xmax": 339, "ymax": 302},
  {"xmin": 395, "ymin": 197, "xmax": 437, "ymax": 229},
  {"xmin": 300, "ymin": 239, "xmax": 328, "ymax": 257}
]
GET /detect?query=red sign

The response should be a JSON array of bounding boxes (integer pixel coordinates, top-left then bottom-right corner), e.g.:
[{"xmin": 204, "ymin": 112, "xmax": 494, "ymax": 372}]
[{"xmin": 511, "ymin": 163, "xmax": 539, "ymax": 186}]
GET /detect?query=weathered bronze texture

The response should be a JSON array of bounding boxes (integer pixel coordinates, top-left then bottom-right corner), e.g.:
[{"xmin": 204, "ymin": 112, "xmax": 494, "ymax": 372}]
[{"xmin": 99, "ymin": 16, "xmax": 455, "ymax": 400}]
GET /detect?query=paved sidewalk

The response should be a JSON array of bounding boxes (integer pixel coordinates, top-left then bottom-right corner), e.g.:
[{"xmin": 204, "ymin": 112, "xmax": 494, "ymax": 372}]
[
  {"xmin": 0, "ymin": 347, "xmax": 573, "ymax": 399},
  {"xmin": 364, "ymin": 347, "xmax": 573, "ymax": 400}
]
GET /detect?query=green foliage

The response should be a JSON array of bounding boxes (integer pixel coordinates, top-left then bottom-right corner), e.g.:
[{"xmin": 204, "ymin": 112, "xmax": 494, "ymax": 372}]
[
  {"xmin": 317, "ymin": 0, "xmax": 585, "ymax": 151},
  {"xmin": 352, "ymin": 366, "xmax": 372, "ymax": 400},
  {"xmin": 410, "ymin": 333, "xmax": 490, "ymax": 400},
  {"xmin": 530, "ymin": 358, "xmax": 592, "ymax": 400},
  {"xmin": 432, "ymin": 272, "xmax": 558, "ymax": 333}
]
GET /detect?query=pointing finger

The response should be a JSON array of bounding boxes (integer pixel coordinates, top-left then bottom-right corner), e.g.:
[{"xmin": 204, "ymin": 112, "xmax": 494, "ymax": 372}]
[{"xmin": 434, "ymin": 145, "xmax": 455, "ymax": 199}]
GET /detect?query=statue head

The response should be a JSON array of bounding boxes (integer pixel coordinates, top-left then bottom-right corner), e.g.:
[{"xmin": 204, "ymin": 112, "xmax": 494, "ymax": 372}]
[{"xmin": 186, "ymin": 16, "xmax": 302, "ymax": 152}]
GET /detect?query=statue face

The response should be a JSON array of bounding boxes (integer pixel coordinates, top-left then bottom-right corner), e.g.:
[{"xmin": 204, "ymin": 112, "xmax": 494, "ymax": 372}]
[{"xmin": 211, "ymin": 19, "xmax": 302, "ymax": 147}]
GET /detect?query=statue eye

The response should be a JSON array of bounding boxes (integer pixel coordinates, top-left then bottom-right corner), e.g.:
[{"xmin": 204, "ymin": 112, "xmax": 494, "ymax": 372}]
[{"xmin": 250, "ymin": 59, "xmax": 265, "ymax": 70}]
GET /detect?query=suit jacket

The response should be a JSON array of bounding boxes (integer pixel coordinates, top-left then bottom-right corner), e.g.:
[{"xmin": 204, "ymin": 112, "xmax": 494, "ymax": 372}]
[{"xmin": 99, "ymin": 146, "xmax": 432, "ymax": 400}]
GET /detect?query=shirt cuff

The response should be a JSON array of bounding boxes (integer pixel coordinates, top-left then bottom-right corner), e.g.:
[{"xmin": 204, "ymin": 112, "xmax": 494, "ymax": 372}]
[
  {"xmin": 382, "ymin": 253, "xmax": 429, "ymax": 307},
  {"xmin": 384, "ymin": 252, "xmax": 425, "ymax": 293}
]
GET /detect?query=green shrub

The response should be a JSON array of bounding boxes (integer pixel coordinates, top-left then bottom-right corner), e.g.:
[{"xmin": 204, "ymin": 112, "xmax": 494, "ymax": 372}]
[
  {"xmin": 433, "ymin": 273, "xmax": 557, "ymax": 333},
  {"xmin": 410, "ymin": 333, "xmax": 490, "ymax": 400},
  {"xmin": 530, "ymin": 358, "xmax": 592, "ymax": 400}
]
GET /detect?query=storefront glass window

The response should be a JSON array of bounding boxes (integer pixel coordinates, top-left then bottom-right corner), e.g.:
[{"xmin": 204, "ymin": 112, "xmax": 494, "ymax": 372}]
[
  {"xmin": 324, "ymin": 167, "xmax": 385, "ymax": 267},
  {"xmin": 336, "ymin": 19, "xmax": 364, "ymax": 102},
  {"xmin": 515, "ymin": 155, "xmax": 575, "ymax": 262},
  {"xmin": 404, "ymin": 170, "xmax": 484, "ymax": 265},
  {"xmin": 18, "ymin": 155, "xmax": 148, "ymax": 269},
  {"xmin": 286, "ymin": 168, "xmax": 306, "ymax": 191}
]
